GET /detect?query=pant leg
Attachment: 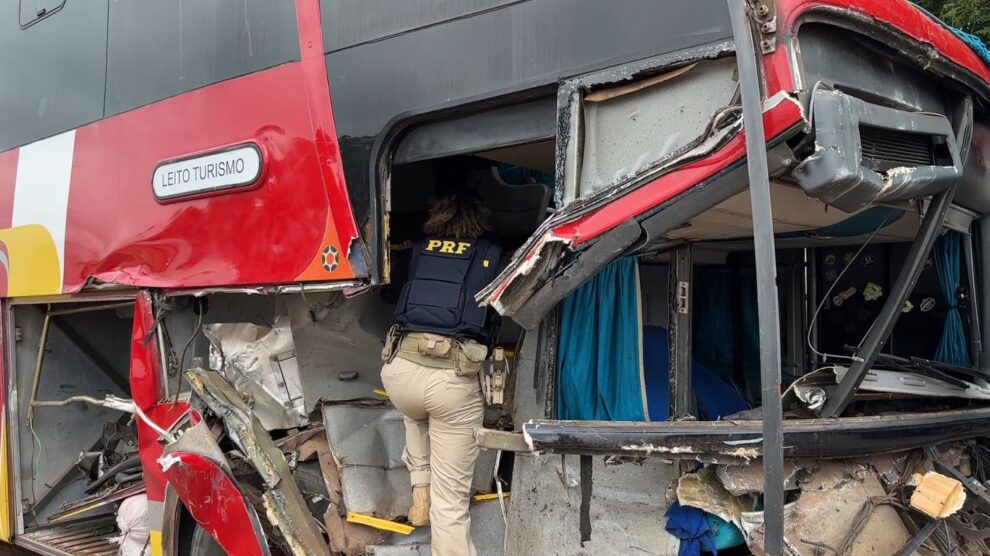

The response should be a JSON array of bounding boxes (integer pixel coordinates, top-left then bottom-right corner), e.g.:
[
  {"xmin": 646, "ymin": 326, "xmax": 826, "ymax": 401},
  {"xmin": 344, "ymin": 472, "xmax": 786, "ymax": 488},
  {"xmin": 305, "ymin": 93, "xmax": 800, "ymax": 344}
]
[
  {"xmin": 381, "ymin": 357, "xmax": 431, "ymax": 485},
  {"xmin": 424, "ymin": 369, "xmax": 484, "ymax": 556},
  {"xmin": 401, "ymin": 415, "xmax": 431, "ymax": 486}
]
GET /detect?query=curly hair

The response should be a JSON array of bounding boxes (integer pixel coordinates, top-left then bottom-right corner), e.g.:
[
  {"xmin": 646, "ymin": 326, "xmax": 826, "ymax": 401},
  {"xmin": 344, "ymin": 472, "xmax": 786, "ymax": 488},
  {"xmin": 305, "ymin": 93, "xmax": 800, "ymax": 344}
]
[{"xmin": 423, "ymin": 192, "xmax": 490, "ymax": 239}]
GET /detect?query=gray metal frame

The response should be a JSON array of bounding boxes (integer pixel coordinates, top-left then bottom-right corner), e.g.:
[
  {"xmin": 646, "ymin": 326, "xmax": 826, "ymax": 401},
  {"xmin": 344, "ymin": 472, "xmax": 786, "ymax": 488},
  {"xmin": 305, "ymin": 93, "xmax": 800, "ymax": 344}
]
[{"xmin": 4, "ymin": 293, "xmax": 135, "ymax": 537}]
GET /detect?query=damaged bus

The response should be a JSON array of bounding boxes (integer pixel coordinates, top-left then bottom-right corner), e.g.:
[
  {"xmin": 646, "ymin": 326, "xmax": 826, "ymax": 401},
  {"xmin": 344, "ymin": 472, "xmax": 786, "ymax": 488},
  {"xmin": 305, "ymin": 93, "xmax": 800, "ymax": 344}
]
[{"xmin": 2, "ymin": 0, "xmax": 990, "ymax": 554}]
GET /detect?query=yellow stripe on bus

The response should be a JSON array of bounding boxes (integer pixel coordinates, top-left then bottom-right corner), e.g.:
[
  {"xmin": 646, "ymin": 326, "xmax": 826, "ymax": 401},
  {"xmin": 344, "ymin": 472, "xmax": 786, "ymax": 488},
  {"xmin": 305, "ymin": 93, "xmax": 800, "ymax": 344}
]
[
  {"xmin": 149, "ymin": 530, "xmax": 164, "ymax": 556},
  {"xmin": 0, "ymin": 415, "xmax": 10, "ymax": 541},
  {"xmin": 0, "ymin": 224, "xmax": 62, "ymax": 296}
]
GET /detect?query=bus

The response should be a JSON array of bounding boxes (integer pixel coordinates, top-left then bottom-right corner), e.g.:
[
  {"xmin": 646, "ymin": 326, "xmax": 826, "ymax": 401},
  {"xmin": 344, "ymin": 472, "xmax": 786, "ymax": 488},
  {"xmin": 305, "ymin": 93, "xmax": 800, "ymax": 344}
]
[{"xmin": 2, "ymin": 0, "xmax": 990, "ymax": 554}]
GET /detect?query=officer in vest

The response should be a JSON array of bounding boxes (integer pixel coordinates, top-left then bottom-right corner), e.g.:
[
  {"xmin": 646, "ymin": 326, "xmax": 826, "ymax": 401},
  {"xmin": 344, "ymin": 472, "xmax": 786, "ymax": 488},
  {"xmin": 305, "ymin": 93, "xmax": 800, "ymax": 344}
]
[{"xmin": 381, "ymin": 192, "xmax": 502, "ymax": 556}]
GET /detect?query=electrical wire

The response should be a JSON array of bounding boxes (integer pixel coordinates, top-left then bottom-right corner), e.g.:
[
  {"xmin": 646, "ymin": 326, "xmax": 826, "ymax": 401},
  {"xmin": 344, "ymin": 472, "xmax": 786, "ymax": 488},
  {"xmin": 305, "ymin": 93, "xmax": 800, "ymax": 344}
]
[
  {"xmin": 173, "ymin": 306, "xmax": 203, "ymax": 405},
  {"xmin": 806, "ymin": 210, "xmax": 897, "ymax": 364},
  {"xmin": 132, "ymin": 402, "xmax": 177, "ymax": 443},
  {"xmin": 27, "ymin": 419, "xmax": 43, "ymax": 520}
]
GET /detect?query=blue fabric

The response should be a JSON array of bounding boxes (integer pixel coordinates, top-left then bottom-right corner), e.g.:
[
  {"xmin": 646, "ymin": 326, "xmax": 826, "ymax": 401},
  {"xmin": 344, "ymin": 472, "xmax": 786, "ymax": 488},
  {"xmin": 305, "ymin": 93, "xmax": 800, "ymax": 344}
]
[
  {"xmin": 642, "ymin": 326, "xmax": 672, "ymax": 421},
  {"xmin": 665, "ymin": 502, "xmax": 718, "ymax": 556},
  {"xmin": 951, "ymin": 27, "xmax": 990, "ymax": 67},
  {"xmin": 706, "ymin": 514, "xmax": 746, "ymax": 550},
  {"xmin": 557, "ymin": 257, "xmax": 645, "ymax": 420},
  {"xmin": 934, "ymin": 231, "xmax": 971, "ymax": 367},
  {"xmin": 692, "ymin": 272, "xmax": 735, "ymax": 375},
  {"xmin": 693, "ymin": 270, "xmax": 762, "ymax": 401},
  {"xmin": 642, "ymin": 326, "xmax": 749, "ymax": 421}
]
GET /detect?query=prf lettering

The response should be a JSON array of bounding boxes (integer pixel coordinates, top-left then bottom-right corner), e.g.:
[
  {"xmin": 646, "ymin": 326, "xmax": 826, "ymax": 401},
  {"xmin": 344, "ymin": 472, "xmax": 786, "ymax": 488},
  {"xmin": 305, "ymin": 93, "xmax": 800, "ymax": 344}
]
[{"xmin": 426, "ymin": 240, "xmax": 472, "ymax": 254}]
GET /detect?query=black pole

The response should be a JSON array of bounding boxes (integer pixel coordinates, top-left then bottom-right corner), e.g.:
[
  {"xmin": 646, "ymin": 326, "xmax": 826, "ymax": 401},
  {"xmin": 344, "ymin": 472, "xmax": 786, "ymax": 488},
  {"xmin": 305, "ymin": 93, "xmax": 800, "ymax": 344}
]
[
  {"xmin": 727, "ymin": 2, "xmax": 785, "ymax": 553},
  {"xmin": 963, "ymin": 231, "xmax": 982, "ymax": 367},
  {"xmin": 821, "ymin": 185, "xmax": 957, "ymax": 418},
  {"xmin": 895, "ymin": 519, "xmax": 940, "ymax": 556},
  {"xmin": 669, "ymin": 244, "xmax": 695, "ymax": 418}
]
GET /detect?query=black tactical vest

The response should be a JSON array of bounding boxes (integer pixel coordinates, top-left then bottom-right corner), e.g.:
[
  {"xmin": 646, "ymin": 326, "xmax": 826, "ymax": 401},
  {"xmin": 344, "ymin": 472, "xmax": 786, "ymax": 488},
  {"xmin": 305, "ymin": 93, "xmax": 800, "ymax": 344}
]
[{"xmin": 395, "ymin": 237, "xmax": 503, "ymax": 345}]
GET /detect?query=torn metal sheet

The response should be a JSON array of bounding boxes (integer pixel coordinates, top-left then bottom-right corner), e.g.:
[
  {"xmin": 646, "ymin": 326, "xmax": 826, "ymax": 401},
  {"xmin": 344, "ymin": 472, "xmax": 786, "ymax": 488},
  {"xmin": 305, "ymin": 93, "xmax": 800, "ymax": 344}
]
[
  {"xmin": 321, "ymin": 405, "xmax": 411, "ymax": 518},
  {"xmin": 186, "ymin": 368, "xmax": 331, "ymax": 556},
  {"xmin": 576, "ymin": 57, "xmax": 739, "ymax": 201},
  {"xmin": 204, "ymin": 316, "xmax": 307, "ymax": 430},
  {"xmin": 716, "ymin": 459, "xmax": 807, "ymax": 496},
  {"xmin": 160, "ymin": 451, "xmax": 269, "ymax": 556},
  {"xmin": 162, "ymin": 420, "xmax": 228, "ymax": 469},
  {"xmin": 287, "ymin": 292, "xmax": 393, "ymax": 408},
  {"xmin": 741, "ymin": 463, "xmax": 913, "ymax": 556},
  {"xmin": 476, "ymin": 88, "xmax": 805, "ymax": 321}
]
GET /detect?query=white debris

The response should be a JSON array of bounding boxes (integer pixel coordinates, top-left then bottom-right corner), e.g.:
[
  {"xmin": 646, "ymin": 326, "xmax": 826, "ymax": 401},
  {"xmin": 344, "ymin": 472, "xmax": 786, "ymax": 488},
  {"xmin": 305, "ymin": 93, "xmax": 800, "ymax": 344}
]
[{"xmin": 112, "ymin": 494, "xmax": 151, "ymax": 556}]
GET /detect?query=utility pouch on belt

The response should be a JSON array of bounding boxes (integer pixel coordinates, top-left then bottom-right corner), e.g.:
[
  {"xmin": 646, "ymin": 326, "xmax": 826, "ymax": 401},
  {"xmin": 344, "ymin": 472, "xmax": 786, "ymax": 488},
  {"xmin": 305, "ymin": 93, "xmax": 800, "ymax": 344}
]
[
  {"xmin": 455, "ymin": 340, "xmax": 488, "ymax": 377},
  {"xmin": 381, "ymin": 325, "xmax": 401, "ymax": 363},
  {"xmin": 417, "ymin": 333, "xmax": 453, "ymax": 358}
]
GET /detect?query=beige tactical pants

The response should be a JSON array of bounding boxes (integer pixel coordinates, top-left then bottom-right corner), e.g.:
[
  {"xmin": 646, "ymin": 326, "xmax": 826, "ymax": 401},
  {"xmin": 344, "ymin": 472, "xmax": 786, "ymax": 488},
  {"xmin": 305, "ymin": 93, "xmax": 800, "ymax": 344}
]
[{"xmin": 381, "ymin": 355, "xmax": 484, "ymax": 556}]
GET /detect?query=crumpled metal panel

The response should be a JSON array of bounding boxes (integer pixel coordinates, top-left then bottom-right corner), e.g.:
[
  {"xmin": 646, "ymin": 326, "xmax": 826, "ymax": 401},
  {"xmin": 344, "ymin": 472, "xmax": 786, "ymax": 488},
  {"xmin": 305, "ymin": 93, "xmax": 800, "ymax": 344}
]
[
  {"xmin": 186, "ymin": 369, "xmax": 331, "ymax": 556},
  {"xmin": 576, "ymin": 57, "xmax": 739, "ymax": 202},
  {"xmin": 322, "ymin": 405, "xmax": 411, "ymax": 517},
  {"xmin": 738, "ymin": 462, "xmax": 913, "ymax": 555},
  {"xmin": 159, "ymin": 422, "xmax": 270, "ymax": 556},
  {"xmin": 203, "ymin": 316, "xmax": 307, "ymax": 430}
]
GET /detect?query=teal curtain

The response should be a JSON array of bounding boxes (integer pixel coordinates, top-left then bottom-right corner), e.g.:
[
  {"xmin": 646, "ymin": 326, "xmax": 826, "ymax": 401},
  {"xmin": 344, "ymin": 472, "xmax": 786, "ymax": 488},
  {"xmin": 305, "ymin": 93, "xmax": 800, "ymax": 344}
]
[
  {"xmin": 934, "ymin": 231, "xmax": 970, "ymax": 367},
  {"xmin": 557, "ymin": 257, "xmax": 645, "ymax": 421},
  {"xmin": 693, "ymin": 270, "xmax": 761, "ymax": 401}
]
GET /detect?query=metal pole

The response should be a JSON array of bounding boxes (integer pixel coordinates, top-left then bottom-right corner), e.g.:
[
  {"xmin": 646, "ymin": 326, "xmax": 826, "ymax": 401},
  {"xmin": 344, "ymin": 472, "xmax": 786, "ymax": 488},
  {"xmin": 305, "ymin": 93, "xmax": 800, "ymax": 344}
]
[
  {"xmin": 26, "ymin": 312, "xmax": 51, "ymax": 425},
  {"xmin": 727, "ymin": 2, "xmax": 784, "ymax": 553},
  {"xmin": 963, "ymin": 231, "xmax": 982, "ymax": 367},
  {"xmin": 669, "ymin": 244, "xmax": 695, "ymax": 418},
  {"xmin": 820, "ymin": 185, "xmax": 956, "ymax": 418}
]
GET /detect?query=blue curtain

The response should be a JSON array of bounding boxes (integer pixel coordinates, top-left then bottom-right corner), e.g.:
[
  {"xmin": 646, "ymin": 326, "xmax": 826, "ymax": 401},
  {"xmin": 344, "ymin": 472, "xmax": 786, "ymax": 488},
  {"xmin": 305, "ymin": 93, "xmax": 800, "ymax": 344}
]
[
  {"xmin": 557, "ymin": 257, "xmax": 645, "ymax": 421},
  {"xmin": 693, "ymin": 270, "xmax": 761, "ymax": 401},
  {"xmin": 934, "ymin": 231, "xmax": 971, "ymax": 367},
  {"xmin": 642, "ymin": 326, "xmax": 749, "ymax": 421}
]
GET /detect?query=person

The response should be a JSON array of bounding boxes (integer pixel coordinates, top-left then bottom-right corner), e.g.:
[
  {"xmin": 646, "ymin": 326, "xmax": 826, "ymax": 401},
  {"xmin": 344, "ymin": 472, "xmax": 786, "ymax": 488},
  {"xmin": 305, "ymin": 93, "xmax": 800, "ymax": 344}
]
[{"xmin": 381, "ymin": 191, "xmax": 503, "ymax": 556}]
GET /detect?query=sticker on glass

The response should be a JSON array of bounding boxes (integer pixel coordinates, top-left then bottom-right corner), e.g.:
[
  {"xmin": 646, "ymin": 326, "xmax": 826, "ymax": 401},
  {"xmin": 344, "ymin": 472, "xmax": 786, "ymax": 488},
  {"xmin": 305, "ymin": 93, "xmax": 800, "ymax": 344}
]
[
  {"xmin": 863, "ymin": 282, "xmax": 883, "ymax": 301},
  {"xmin": 833, "ymin": 286, "xmax": 857, "ymax": 307}
]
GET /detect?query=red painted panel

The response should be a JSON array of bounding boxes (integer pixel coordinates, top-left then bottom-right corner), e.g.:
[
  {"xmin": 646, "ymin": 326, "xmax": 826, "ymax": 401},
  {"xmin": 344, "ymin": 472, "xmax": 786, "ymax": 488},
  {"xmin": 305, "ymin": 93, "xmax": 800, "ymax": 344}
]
[
  {"xmin": 295, "ymin": 0, "xmax": 360, "ymax": 259},
  {"xmin": 0, "ymin": 0, "xmax": 363, "ymax": 295},
  {"xmin": 131, "ymin": 292, "xmax": 190, "ymax": 502},
  {"xmin": 65, "ymin": 61, "xmax": 355, "ymax": 291},
  {"xmin": 765, "ymin": 0, "xmax": 990, "ymax": 95},
  {"xmin": 0, "ymin": 151, "xmax": 16, "ymax": 230},
  {"xmin": 551, "ymin": 0, "xmax": 990, "ymax": 247},
  {"xmin": 163, "ymin": 452, "xmax": 268, "ymax": 556}
]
